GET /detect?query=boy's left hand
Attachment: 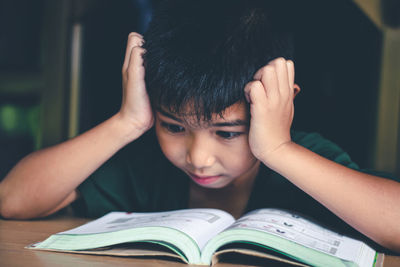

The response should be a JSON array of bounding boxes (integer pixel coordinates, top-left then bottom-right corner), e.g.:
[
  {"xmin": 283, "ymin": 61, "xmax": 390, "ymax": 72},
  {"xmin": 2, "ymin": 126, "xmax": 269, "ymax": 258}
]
[{"xmin": 244, "ymin": 57, "xmax": 298, "ymax": 163}]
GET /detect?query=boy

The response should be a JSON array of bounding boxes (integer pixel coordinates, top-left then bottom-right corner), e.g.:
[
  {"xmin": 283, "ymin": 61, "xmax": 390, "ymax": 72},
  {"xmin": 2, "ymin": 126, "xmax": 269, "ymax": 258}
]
[{"xmin": 0, "ymin": 0, "xmax": 399, "ymax": 254}]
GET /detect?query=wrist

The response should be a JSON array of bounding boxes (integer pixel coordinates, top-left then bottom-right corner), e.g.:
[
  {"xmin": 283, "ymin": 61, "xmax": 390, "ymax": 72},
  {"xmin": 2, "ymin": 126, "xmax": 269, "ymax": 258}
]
[
  {"xmin": 110, "ymin": 112, "xmax": 151, "ymax": 145},
  {"xmin": 259, "ymin": 141, "xmax": 297, "ymax": 169}
]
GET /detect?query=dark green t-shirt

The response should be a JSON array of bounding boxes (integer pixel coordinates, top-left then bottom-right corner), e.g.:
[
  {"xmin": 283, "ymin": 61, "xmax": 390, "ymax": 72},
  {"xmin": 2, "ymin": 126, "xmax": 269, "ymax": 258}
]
[{"xmin": 73, "ymin": 129, "xmax": 397, "ymax": 254}]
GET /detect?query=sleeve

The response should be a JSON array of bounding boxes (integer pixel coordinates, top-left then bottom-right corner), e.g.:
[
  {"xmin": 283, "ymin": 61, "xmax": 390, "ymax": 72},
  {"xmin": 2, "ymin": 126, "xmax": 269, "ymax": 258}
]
[
  {"xmin": 72, "ymin": 152, "xmax": 137, "ymax": 218},
  {"xmin": 72, "ymin": 131, "xmax": 157, "ymax": 218}
]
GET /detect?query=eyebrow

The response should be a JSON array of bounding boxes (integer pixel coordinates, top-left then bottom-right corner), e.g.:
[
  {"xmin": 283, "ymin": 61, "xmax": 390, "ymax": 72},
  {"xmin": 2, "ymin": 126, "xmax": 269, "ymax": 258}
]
[
  {"xmin": 157, "ymin": 109, "xmax": 248, "ymax": 127},
  {"xmin": 212, "ymin": 120, "xmax": 248, "ymax": 127},
  {"xmin": 157, "ymin": 109, "xmax": 184, "ymax": 123}
]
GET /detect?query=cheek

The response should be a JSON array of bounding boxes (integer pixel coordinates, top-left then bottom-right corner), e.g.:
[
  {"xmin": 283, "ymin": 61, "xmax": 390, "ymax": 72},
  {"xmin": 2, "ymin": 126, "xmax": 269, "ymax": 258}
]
[
  {"xmin": 221, "ymin": 139, "xmax": 257, "ymax": 173},
  {"xmin": 156, "ymin": 128, "xmax": 185, "ymax": 165}
]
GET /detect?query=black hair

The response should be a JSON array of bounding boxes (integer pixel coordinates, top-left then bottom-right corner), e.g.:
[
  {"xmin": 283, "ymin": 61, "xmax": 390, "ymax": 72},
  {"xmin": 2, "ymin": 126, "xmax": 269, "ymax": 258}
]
[{"xmin": 143, "ymin": 0, "xmax": 294, "ymax": 121}]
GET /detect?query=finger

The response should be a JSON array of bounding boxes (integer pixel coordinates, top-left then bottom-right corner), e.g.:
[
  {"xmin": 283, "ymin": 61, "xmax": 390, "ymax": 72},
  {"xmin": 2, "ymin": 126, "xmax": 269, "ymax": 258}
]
[
  {"xmin": 244, "ymin": 82, "xmax": 252, "ymax": 104},
  {"xmin": 122, "ymin": 32, "xmax": 144, "ymax": 73},
  {"xmin": 127, "ymin": 46, "xmax": 146, "ymax": 87},
  {"xmin": 286, "ymin": 60, "xmax": 295, "ymax": 99},
  {"xmin": 244, "ymin": 80, "xmax": 268, "ymax": 111},
  {"xmin": 244, "ymin": 81, "xmax": 258, "ymax": 104},
  {"xmin": 286, "ymin": 60, "xmax": 295, "ymax": 88},
  {"xmin": 123, "ymin": 33, "xmax": 144, "ymax": 72},
  {"xmin": 253, "ymin": 64, "xmax": 279, "ymax": 99},
  {"xmin": 272, "ymin": 57, "xmax": 290, "ymax": 99}
]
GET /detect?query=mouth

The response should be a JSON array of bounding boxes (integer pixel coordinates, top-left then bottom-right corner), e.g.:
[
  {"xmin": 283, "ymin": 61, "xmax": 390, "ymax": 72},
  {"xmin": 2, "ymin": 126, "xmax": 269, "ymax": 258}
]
[{"xmin": 187, "ymin": 172, "xmax": 222, "ymax": 185}]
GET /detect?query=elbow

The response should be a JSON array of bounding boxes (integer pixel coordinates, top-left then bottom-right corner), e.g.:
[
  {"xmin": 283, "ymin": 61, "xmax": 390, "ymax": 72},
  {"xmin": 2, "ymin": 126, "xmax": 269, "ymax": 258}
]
[
  {"xmin": 0, "ymin": 187, "xmax": 66, "ymax": 220},
  {"xmin": 378, "ymin": 229, "xmax": 400, "ymax": 254},
  {"xmin": 0, "ymin": 199, "xmax": 14, "ymax": 219},
  {"xmin": 0, "ymin": 201, "xmax": 37, "ymax": 220},
  {"xmin": 0, "ymin": 191, "xmax": 31, "ymax": 220},
  {"xmin": 384, "ymin": 241, "xmax": 400, "ymax": 254},
  {"xmin": 0, "ymin": 180, "xmax": 24, "ymax": 219},
  {"xmin": 0, "ymin": 203, "xmax": 18, "ymax": 219},
  {"xmin": 387, "ymin": 234, "xmax": 400, "ymax": 254},
  {"xmin": 0, "ymin": 196, "xmax": 21, "ymax": 219},
  {"xmin": 389, "ymin": 225, "xmax": 400, "ymax": 253},
  {"xmin": 0, "ymin": 179, "xmax": 44, "ymax": 220},
  {"xmin": 0, "ymin": 200, "xmax": 56, "ymax": 220}
]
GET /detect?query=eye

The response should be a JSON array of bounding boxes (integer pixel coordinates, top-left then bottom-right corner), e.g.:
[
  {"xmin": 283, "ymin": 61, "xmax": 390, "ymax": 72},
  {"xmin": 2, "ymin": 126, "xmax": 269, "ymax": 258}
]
[
  {"xmin": 216, "ymin": 131, "xmax": 242, "ymax": 140},
  {"xmin": 161, "ymin": 122, "xmax": 185, "ymax": 133}
]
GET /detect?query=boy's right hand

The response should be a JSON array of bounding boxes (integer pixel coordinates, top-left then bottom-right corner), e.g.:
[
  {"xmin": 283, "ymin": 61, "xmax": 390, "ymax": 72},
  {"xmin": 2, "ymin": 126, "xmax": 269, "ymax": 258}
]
[
  {"xmin": 0, "ymin": 32, "xmax": 154, "ymax": 219},
  {"xmin": 119, "ymin": 32, "xmax": 154, "ymax": 135}
]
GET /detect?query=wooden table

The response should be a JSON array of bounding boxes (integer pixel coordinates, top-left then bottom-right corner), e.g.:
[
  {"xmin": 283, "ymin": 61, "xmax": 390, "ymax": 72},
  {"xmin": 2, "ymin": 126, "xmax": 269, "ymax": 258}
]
[{"xmin": 1, "ymin": 212, "xmax": 400, "ymax": 267}]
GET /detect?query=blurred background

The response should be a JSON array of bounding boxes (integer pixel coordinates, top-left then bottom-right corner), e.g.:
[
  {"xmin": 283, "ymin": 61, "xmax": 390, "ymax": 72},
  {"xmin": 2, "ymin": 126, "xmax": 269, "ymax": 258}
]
[{"xmin": 0, "ymin": 0, "xmax": 399, "ymax": 180}]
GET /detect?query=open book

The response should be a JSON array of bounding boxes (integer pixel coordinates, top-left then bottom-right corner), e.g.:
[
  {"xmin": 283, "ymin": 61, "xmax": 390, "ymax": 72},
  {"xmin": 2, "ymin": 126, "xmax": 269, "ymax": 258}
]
[{"xmin": 27, "ymin": 208, "xmax": 379, "ymax": 266}]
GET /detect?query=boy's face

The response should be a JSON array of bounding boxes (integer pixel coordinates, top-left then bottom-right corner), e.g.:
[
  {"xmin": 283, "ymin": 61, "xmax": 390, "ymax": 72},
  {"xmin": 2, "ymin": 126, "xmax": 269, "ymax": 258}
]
[{"xmin": 155, "ymin": 102, "xmax": 260, "ymax": 189}]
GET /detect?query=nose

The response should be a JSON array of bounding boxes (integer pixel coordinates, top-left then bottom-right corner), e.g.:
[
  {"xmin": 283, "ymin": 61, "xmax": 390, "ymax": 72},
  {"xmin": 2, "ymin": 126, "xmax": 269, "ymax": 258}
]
[{"xmin": 186, "ymin": 134, "xmax": 216, "ymax": 169}]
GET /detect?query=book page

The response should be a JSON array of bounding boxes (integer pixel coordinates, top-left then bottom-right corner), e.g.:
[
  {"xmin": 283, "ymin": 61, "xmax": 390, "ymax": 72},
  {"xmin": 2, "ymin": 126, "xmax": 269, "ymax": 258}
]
[
  {"xmin": 229, "ymin": 209, "xmax": 375, "ymax": 263},
  {"xmin": 60, "ymin": 209, "xmax": 235, "ymax": 250}
]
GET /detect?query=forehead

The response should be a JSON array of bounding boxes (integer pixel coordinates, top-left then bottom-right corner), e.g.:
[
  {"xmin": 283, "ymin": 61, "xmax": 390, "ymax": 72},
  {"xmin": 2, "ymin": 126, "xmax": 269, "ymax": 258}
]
[{"xmin": 158, "ymin": 102, "xmax": 249, "ymax": 127}]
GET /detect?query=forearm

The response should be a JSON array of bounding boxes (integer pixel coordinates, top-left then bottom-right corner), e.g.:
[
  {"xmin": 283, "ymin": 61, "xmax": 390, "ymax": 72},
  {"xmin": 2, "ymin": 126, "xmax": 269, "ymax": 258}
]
[
  {"xmin": 262, "ymin": 142, "xmax": 400, "ymax": 252},
  {"xmin": 0, "ymin": 113, "xmax": 143, "ymax": 219}
]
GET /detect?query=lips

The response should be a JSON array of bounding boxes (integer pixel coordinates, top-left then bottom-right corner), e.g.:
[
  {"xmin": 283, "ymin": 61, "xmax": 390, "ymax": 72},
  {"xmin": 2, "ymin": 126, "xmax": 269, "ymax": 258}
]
[{"xmin": 188, "ymin": 172, "xmax": 222, "ymax": 185}]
